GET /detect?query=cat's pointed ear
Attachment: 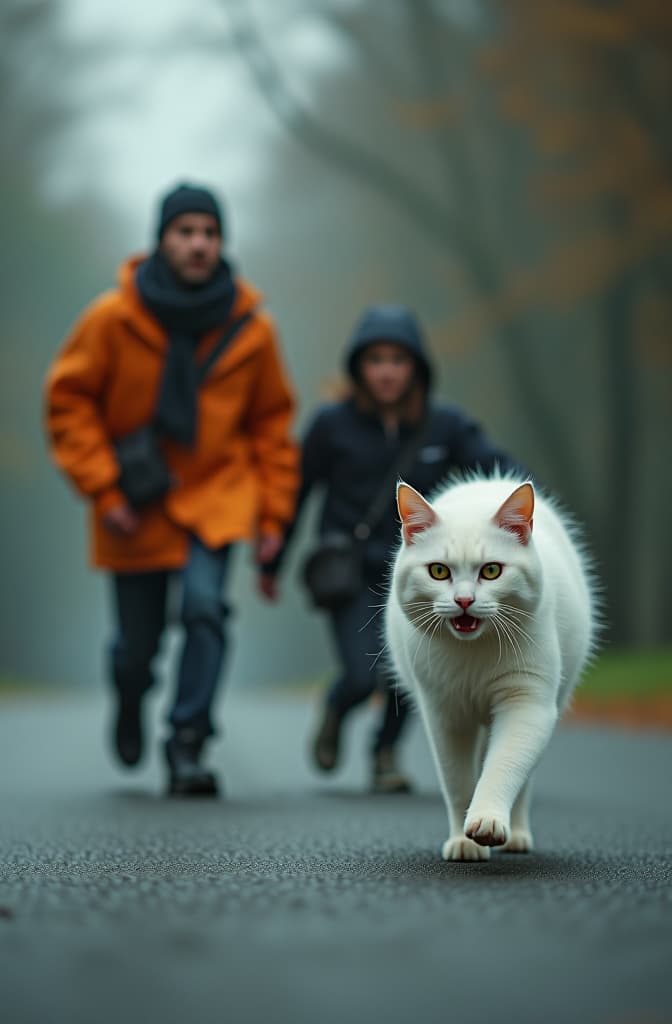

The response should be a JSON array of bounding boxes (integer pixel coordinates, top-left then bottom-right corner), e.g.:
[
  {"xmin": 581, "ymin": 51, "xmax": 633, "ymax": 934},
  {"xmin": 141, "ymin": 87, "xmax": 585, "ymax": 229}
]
[
  {"xmin": 397, "ymin": 481, "xmax": 438, "ymax": 545},
  {"xmin": 494, "ymin": 482, "xmax": 534, "ymax": 545}
]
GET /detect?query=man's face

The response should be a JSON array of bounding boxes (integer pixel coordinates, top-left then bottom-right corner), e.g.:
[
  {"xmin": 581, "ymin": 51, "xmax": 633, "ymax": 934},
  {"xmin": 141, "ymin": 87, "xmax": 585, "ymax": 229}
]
[{"xmin": 159, "ymin": 212, "xmax": 221, "ymax": 285}]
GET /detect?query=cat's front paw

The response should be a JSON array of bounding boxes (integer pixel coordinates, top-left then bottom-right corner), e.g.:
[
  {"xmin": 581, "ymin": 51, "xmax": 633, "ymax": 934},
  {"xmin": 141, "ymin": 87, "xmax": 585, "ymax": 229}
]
[
  {"xmin": 464, "ymin": 812, "xmax": 510, "ymax": 847},
  {"xmin": 441, "ymin": 836, "xmax": 491, "ymax": 862},
  {"xmin": 502, "ymin": 829, "xmax": 534, "ymax": 853}
]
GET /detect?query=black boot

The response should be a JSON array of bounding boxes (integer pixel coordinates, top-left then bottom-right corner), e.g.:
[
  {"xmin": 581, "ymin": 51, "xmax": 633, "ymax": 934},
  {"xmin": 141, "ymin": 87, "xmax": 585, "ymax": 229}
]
[
  {"xmin": 165, "ymin": 730, "xmax": 219, "ymax": 797},
  {"xmin": 113, "ymin": 692, "xmax": 144, "ymax": 767},
  {"xmin": 312, "ymin": 706, "xmax": 344, "ymax": 772},
  {"xmin": 371, "ymin": 747, "xmax": 412, "ymax": 794}
]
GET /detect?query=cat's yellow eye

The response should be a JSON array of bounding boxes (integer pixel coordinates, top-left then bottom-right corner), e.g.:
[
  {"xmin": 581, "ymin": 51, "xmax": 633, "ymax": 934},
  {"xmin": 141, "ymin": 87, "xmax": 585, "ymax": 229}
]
[
  {"xmin": 480, "ymin": 563, "xmax": 502, "ymax": 581},
  {"xmin": 428, "ymin": 563, "xmax": 451, "ymax": 581}
]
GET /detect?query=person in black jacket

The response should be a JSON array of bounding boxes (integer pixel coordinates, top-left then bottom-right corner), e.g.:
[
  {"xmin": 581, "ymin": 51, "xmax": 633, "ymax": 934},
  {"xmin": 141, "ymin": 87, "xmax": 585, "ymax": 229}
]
[{"xmin": 262, "ymin": 305, "xmax": 522, "ymax": 792}]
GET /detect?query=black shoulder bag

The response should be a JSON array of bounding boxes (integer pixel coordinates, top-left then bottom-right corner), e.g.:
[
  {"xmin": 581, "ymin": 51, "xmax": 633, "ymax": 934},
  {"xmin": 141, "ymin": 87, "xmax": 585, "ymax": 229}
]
[
  {"xmin": 115, "ymin": 313, "xmax": 253, "ymax": 508},
  {"xmin": 302, "ymin": 416, "xmax": 429, "ymax": 611}
]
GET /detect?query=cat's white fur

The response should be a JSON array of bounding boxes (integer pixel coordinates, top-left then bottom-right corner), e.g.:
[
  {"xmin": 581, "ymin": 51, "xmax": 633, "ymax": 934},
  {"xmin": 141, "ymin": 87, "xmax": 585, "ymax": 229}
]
[{"xmin": 385, "ymin": 474, "xmax": 598, "ymax": 861}]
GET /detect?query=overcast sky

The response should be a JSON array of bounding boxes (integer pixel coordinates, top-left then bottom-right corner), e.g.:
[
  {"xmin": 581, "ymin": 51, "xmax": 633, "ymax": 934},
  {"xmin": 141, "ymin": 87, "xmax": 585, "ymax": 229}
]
[{"xmin": 51, "ymin": 0, "xmax": 351, "ymax": 247}]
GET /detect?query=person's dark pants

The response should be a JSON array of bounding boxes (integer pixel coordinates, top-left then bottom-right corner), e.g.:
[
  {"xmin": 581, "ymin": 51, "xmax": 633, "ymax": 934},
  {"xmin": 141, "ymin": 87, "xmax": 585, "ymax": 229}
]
[
  {"xmin": 326, "ymin": 581, "xmax": 411, "ymax": 754},
  {"xmin": 109, "ymin": 537, "xmax": 233, "ymax": 741}
]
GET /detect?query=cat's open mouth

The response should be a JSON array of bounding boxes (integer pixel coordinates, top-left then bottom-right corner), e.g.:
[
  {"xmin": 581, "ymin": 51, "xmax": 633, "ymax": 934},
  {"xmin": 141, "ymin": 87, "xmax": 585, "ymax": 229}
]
[{"xmin": 450, "ymin": 613, "xmax": 481, "ymax": 634}]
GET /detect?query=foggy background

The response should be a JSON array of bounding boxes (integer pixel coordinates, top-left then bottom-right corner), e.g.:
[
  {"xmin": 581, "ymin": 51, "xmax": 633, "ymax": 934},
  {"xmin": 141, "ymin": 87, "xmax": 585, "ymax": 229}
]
[{"xmin": 2, "ymin": 0, "xmax": 671, "ymax": 694}]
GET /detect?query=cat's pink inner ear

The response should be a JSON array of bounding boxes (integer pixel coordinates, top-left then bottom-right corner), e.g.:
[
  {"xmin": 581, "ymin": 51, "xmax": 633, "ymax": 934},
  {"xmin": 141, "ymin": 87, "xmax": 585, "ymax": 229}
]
[
  {"xmin": 397, "ymin": 482, "xmax": 437, "ymax": 544},
  {"xmin": 494, "ymin": 482, "xmax": 535, "ymax": 545}
]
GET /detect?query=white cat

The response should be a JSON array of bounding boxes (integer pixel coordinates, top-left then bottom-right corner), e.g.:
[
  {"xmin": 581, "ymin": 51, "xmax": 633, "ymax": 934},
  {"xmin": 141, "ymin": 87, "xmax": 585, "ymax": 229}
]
[{"xmin": 385, "ymin": 475, "xmax": 598, "ymax": 861}]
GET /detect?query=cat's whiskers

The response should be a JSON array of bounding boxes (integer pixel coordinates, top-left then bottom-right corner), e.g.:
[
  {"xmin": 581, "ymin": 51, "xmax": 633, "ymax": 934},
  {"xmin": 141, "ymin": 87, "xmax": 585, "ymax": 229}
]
[
  {"xmin": 408, "ymin": 606, "xmax": 440, "ymax": 625},
  {"xmin": 489, "ymin": 615, "xmax": 504, "ymax": 664},
  {"xmin": 491, "ymin": 606, "xmax": 522, "ymax": 663},
  {"xmin": 501, "ymin": 619, "xmax": 537, "ymax": 652},
  {"xmin": 424, "ymin": 617, "xmax": 443, "ymax": 670},
  {"xmin": 411, "ymin": 611, "xmax": 443, "ymax": 674},
  {"xmin": 368, "ymin": 640, "xmax": 391, "ymax": 672},
  {"xmin": 407, "ymin": 610, "xmax": 444, "ymax": 643},
  {"xmin": 360, "ymin": 606, "xmax": 386, "ymax": 631},
  {"xmin": 498, "ymin": 600, "xmax": 533, "ymax": 611},
  {"xmin": 420, "ymin": 616, "xmax": 443, "ymax": 671},
  {"xmin": 491, "ymin": 611, "xmax": 527, "ymax": 672},
  {"xmin": 407, "ymin": 604, "xmax": 441, "ymax": 633},
  {"xmin": 362, "ymin": 598, "xmax": 431, "ymax": 633},
  {"xmin": 498, "ymin": 602, "xmax": 537, "ymax": 623},
  {"xmin": 416, "ymin": 612, "xmax": 447, "ymax": 639},
  {"xmin": 429, "ymin": 613, "xmax": 443, "ymax": 649},
  {"xmin": 496, "ymin": 609, "xmax": 540, "ymax": 652},
  {"xmin": 368, "ymin": 608, "xmax": 444, "ymax": 670}
]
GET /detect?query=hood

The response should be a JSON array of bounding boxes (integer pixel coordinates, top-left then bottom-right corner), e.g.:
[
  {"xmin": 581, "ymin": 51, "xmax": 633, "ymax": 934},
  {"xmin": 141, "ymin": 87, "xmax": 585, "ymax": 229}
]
[{"xmin": 345, "ymin": 304, "xmax": 433, "ymax": 390}]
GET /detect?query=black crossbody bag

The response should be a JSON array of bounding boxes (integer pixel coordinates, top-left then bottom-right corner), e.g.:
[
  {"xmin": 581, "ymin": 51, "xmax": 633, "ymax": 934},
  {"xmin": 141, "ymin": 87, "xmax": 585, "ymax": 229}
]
[
  {"xmin": 115, "ymin": 313, "xmax": 252, "ymax": 508},
  {"xmin": 302, "ymin": 416, "xmax": 429, "ymax": 611}
]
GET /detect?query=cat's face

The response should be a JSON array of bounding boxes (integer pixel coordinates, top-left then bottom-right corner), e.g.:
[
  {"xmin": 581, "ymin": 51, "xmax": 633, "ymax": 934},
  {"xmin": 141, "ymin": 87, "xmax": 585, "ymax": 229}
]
[{"xmin": 394, "ymin": 481, "xmax": 539, "ymax": 643}]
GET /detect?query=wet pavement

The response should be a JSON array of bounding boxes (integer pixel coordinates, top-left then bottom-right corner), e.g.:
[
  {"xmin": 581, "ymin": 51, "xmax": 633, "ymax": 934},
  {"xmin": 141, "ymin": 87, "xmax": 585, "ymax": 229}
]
[{"xmin": 1, "ymin": 690, "xmax": 671, "ymax": 1024}]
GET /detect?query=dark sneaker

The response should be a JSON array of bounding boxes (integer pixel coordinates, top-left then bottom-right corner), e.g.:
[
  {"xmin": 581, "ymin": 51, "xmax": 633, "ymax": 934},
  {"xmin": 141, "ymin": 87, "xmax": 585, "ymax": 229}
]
[
  {"xmin": 113, "ymin": 692, "xmax": 144, "ymax": 767},
  {"xmin": 164, "ymin": 731, "xmax": 219, "ymax": 797},
  {"xmin": 371, "ymin": 747, "xmax": 412, "ymax": 794},
  {"xmin": 312, "ymin": 707, "xmax": 344, "ymax": 772}
]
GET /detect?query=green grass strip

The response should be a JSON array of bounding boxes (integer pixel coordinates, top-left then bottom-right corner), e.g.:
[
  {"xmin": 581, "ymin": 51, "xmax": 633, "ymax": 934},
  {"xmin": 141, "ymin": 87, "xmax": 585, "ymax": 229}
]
[{"xmin": 578, "ymin": 648, "xmax": 672, "ymax": 699}]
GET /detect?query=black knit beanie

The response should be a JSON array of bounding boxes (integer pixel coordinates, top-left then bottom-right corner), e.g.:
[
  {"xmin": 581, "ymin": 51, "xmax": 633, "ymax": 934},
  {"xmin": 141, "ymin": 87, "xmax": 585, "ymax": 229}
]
[{"xmin": 156, "ymin": 183, "xmax": 224, "ymax": 240}]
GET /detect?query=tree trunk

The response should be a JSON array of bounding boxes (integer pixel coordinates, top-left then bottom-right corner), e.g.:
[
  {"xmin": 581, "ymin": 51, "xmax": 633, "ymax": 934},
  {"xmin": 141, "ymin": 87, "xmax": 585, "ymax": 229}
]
[{"xmin": 600, "ymin": 270, "xmax": 639, "ymax": 644}]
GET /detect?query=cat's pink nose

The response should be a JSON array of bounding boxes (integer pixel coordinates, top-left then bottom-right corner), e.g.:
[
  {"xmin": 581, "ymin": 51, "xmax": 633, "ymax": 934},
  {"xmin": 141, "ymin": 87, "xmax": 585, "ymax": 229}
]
[{"xmin": 455, "ymin": 596, "xmax": 474, "ymax": 610}]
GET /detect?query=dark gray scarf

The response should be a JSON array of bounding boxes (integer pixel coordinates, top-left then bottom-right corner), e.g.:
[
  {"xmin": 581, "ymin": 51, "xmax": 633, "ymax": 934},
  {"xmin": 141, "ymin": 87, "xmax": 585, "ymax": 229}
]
[{"xmin": 136, "ymin": 251, "xmax": 237, "ymax": 446}]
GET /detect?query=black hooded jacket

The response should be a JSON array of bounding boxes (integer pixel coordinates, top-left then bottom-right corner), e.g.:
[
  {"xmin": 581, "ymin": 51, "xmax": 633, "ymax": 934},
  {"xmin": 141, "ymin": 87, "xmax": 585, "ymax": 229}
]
[{"xmin": 269, "ymin": 305, "xmax": 522, "ymax": 577}]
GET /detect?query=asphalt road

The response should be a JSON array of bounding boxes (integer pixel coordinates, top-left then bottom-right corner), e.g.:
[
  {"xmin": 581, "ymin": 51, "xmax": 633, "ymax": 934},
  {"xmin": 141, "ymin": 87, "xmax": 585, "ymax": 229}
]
[{"xmin": 1, "ymin": 688, "xmax": 671, "ymax": 1024}]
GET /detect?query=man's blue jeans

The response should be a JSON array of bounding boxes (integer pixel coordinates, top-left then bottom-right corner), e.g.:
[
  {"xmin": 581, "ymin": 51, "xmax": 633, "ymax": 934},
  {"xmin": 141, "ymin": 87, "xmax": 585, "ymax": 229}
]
[{"xmin": 109, "ymin": 536, "xmax": 233, "ymax": 740}]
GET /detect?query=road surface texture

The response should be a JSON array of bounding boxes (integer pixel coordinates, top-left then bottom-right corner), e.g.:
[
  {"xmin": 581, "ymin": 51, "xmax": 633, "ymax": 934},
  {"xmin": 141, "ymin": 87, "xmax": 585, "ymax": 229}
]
[{"xmin": 1, "ymin": 687, "xmax": 671, "ymax": 1024}]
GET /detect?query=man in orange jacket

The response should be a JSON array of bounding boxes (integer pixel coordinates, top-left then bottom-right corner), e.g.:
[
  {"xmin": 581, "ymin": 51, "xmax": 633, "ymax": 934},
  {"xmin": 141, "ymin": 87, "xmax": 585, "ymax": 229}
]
[{"xmin": 45, "ymin": 182, "xmax": 299, "ymax": 795}]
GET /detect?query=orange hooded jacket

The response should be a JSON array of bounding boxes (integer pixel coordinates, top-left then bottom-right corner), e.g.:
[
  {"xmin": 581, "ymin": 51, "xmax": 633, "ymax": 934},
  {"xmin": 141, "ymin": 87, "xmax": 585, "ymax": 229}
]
[{"xmin": 45, "ymin": 256, "xmax": 299, "ymax": 572}]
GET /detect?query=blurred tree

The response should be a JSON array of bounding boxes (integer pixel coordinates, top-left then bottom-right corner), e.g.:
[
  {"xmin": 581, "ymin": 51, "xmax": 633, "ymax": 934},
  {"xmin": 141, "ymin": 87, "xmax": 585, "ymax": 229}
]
[
  {"xmin": 224, "ymin": 0, "xmax": 575, "ymax": 485},
  {"xmin": 221, "ymin": 0, "xmax": 671, "ymax": 645},
  {"xmin": 1, "ymin": 0, "xmax": 124, "ymax": 341},
  {"xmin": 482, "ymin": 0, "xmax": 672, "ymax": 641},
  {"xmin": 0, "ymin": 0, "xmax": 126, "ymax": 687}
]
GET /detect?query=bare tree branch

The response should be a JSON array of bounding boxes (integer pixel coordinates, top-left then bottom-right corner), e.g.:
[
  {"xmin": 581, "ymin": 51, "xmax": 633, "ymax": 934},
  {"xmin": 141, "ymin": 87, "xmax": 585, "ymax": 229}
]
[
  {"xmin": 223, "ymin": 0, "xmax": 483, "ymax": 263},
  {"xmin": 222, "ymin": 0, "xmax": 579, "ymax": 487}
]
